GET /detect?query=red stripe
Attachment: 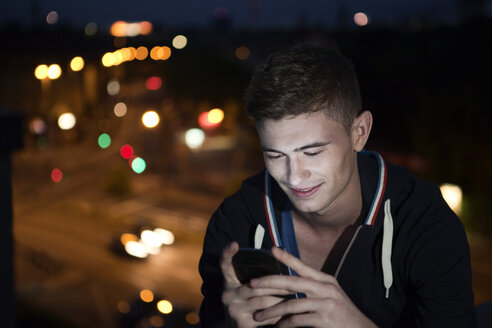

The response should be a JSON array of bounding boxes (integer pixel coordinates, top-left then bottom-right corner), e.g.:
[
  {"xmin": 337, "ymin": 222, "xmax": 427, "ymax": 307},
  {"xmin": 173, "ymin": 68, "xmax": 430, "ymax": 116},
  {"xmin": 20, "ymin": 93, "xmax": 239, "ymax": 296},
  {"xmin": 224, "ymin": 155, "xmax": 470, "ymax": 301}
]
[{"xmin": 370, "ymin": 164, "xmax": 387, "ymax": 226}]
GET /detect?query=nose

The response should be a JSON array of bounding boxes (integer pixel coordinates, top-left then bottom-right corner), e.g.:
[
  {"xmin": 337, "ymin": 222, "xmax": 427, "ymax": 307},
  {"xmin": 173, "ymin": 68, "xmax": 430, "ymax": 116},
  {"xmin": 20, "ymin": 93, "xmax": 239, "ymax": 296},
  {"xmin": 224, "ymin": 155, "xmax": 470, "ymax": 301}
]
[{"xmin": 287, "ymin": 157, "xmax": 310, "ymax": 187}]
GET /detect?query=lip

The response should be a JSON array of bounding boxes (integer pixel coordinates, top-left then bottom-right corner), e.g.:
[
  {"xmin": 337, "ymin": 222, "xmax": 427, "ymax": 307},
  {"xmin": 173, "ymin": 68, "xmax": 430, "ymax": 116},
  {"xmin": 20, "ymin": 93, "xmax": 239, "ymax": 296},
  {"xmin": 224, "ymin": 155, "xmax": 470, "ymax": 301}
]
[{"xmin": 290, "ymin": 183, "xmax": 323, "ymax": 198}]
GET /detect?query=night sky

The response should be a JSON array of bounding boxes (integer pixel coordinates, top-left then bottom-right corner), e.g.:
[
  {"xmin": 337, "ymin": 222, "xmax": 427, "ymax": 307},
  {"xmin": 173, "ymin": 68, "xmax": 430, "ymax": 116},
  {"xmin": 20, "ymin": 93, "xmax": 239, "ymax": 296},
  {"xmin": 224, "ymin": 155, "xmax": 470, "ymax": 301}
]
[{"xmin": 1, "ymin": 0, "xmax": 465, "ymax": 29}]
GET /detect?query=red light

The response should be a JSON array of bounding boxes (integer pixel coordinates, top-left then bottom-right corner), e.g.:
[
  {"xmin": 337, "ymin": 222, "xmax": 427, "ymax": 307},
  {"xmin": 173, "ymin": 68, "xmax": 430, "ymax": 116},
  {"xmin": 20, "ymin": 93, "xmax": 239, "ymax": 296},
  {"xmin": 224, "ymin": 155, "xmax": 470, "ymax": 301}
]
[
  {"xmin": 198, "ymin": 111, "xmax": 219, "ymax": 128},
  {"xmin": 120, "ymin": 144, "xmax": 134, "ymax": 159},
  {"xmin": 51, "ymin": 168, "xmax": 63, "ymax": 183},
  {"xmin": 146, "ymin": 76, "xmax": 162, "ymax": 90}
]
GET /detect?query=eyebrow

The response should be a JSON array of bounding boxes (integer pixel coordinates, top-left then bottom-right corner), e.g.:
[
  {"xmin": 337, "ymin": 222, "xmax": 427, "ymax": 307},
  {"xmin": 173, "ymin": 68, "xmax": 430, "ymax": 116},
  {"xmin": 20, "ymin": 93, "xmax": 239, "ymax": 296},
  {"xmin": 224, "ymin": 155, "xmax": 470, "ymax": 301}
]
[{"xmin": 261, "ymin": 142, "xmax": 330, "ymax": 153}]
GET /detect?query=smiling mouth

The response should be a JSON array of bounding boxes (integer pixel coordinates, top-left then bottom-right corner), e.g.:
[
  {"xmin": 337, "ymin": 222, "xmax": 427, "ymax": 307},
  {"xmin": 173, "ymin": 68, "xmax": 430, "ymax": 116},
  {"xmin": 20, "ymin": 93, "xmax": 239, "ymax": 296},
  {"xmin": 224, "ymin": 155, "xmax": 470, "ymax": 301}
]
[{"xmin": 290, "ymin": 183, "xmax": 322, "ymax": 198}]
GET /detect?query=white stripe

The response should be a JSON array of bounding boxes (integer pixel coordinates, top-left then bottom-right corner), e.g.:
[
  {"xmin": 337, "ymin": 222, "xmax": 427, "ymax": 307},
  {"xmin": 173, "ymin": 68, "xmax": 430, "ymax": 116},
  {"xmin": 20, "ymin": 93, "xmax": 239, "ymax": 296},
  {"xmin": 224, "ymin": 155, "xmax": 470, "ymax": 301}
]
[
  {"xmin": 265, "ymin": 171, "xmax": 281, "ymax": 247},
  {"xmin": 365, "ymin": 153, "xmax": 386, "ymax": 225}
]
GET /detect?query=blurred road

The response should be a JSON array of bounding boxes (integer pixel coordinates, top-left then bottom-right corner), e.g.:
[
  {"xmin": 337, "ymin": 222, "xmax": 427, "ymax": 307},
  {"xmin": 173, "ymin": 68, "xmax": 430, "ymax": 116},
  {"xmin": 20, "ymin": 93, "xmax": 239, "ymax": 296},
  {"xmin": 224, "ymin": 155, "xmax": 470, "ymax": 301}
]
[{"xmin": 12, "ymin": 140, "xmax": 223, "ymax": 327}]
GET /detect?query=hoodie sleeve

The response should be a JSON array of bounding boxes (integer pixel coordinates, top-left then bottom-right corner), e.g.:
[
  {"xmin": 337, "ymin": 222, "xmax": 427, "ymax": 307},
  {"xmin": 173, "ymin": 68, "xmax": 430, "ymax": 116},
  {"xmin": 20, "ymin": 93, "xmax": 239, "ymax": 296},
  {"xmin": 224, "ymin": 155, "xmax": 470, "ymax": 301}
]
[
  {"xmin": 198, "ymin": 191, "xmax": 258, "ymax": 327},
  {"xmin": 405, "ymin": 185, "xmax": 477, "ymax": 327}
]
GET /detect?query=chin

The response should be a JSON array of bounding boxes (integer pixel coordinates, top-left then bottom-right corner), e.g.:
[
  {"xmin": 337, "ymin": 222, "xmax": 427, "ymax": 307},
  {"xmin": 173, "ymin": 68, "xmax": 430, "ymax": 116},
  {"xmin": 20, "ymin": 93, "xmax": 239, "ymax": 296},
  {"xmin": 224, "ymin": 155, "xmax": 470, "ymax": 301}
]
[{"xmin": 290, "ymin": 198, "xmax": 324, "ymax": 214}]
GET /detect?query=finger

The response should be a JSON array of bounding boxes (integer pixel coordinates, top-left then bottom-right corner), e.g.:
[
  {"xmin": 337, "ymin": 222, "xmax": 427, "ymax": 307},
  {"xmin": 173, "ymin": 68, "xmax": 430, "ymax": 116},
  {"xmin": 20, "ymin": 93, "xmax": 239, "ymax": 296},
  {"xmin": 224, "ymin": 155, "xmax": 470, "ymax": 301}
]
[
  {"xmin": 220, "ymin": 242, "xmax": 240, "ymax": 287},
  {"xmin": 275, "ymin": 312, "xmax": 319, "ymax": 328},
  {"xmin": 223, "ymin": 284, "xmax": 292, "ymax": 305},
  {"xmin": 250, "ymin": 274, "xmax": 340, "ymax": 299},
  {"xmin": 254, "ymin": 298, "xmax": 318, "ymax": 323},
  {"xmin": 271, "ymin": 247, "xmax": 336, "ymax": 283}
]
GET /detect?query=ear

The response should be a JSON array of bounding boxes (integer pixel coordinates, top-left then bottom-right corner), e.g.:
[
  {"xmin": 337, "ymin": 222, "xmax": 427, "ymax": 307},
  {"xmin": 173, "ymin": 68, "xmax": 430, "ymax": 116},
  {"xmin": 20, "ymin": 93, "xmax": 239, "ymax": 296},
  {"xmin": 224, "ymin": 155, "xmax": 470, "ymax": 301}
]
[{"xmin": 351, "ymin": 111, "xmax": 373, "ymax": 152}]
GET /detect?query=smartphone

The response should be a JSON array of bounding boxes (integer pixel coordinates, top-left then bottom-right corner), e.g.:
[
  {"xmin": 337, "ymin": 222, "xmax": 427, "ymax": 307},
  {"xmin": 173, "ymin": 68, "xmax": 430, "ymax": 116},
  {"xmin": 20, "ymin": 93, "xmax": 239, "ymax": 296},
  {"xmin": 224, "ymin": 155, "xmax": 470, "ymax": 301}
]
[{"xmin": 232, "ymin": 248, "xmax": 282, "ymax": 284}]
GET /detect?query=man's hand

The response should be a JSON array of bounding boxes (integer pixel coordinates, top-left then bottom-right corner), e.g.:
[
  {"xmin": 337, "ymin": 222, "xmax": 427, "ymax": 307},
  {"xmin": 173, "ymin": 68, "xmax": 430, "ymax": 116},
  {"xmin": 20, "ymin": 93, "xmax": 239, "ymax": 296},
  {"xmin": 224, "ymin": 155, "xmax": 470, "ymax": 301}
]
[
  {"xmin": 220, "ymin": 242, "xmax": 287, "ymax": 327},
  {"xmin": 250, "ymin": 247, "xmax": 378, "ymax": 328}
]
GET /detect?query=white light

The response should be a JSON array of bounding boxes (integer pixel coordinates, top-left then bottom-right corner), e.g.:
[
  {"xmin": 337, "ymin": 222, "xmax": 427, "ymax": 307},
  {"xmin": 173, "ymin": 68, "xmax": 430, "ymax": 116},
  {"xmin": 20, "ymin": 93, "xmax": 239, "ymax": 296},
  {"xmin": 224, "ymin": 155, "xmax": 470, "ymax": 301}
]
[
  {"xmin": 172, "ymin": 35, "xmax": 188, "ymax": 49},
  {"xmin": 125, "ymin": 241, "xmax": 148, "ymax": 258},
  {"xmin": 440, "ymin": 184, "xmax": 463, "ymax": 215},
  {"xmin": 154, "ymin": 228, "xmax": 175, "ymax": 245},
  {"xmin": 142, "ymin": 110, "xmax": 160, "ymax": 128},
  {"xmin": 185, "ymin": 128, "xmax": 205, "ymax": 149},
  {"xmin": 141, "ymin": 230, "xmax": 163, "ymax": 248},
  {"xmin": 107, "ymin": 79, "xmax": 120, "ymax": 96},
  {"xmin": 58, "ymin": 112, "xmax": 76, "ymax": 130}
]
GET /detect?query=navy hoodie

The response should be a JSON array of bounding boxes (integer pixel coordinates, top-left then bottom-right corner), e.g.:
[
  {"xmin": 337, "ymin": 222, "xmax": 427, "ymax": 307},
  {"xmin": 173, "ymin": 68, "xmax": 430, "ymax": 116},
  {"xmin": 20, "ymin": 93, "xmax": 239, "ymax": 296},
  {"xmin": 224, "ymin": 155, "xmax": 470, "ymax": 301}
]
[{"xmin": 198, "ymin": 152, "xmax": 477, "ymax": 327}]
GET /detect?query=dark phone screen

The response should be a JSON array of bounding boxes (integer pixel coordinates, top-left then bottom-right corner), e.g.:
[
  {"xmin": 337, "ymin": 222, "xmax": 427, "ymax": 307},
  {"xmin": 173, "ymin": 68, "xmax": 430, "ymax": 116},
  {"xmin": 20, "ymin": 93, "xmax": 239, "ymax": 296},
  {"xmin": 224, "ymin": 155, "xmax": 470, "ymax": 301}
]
[{"xmin": 232, "ymin": 248, "xmax": 282, "ymax": 284}]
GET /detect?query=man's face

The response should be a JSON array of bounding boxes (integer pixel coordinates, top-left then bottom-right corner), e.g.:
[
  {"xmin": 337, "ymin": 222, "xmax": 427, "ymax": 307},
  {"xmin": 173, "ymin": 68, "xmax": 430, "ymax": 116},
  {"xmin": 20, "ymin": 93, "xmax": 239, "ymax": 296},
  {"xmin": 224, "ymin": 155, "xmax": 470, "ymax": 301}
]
[{"xmin": 256, "ymin": 111, "xmax": 359, "ymax": 217}]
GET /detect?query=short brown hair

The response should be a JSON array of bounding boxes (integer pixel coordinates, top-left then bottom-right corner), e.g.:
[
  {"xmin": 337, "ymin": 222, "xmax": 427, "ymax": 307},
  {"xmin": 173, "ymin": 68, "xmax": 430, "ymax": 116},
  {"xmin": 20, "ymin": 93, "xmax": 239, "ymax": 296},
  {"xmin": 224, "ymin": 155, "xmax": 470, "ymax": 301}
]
[{"xmin": 245, "ymin": 43, "xmax": 362, "ymax": 130}]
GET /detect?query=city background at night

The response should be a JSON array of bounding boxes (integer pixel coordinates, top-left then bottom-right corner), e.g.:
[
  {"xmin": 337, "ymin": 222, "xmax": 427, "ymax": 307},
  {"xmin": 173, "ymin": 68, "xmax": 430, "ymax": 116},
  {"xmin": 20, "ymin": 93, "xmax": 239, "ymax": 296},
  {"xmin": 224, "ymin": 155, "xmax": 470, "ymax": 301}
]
[{"xmin": 1, "ymin": 0, "xmax": 491, "ymax": 327}]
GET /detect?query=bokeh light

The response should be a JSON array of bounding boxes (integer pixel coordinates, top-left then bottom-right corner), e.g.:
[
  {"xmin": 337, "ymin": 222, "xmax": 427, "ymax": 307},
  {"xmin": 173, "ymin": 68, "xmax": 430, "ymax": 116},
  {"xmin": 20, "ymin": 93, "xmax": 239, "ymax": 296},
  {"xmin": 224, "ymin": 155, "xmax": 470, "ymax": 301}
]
[
  {"xmin": 117, "ymin": 301, "xmax": 130, "ymax": 314},
  {"xmin": 70, "ymin": 56, "xmax": 84, "ymax": 71},
  {"xmin": 124, "ymin": 240, "xmax": 148, "ymax": 258},
  {"xmin": 29, "ymin": 118, "xmax": 46, "ymax": 135},
  {"xmin": 58, "ymin": 112, "xmax": 76, "ymax": 130},
  {"xmin": 102, "ymin": 52, "xmax": 115, "ymax": 67},
  {"xmin": 98, "ymin": 133, "xmax": 111, "ymax": 149},
  {"xmin": 354, "ymin": 12, "xmax": 369, "ymax": 26},
  {"xmin": 84, "ymin": 22, "xmax": 97, "ymax": 36},
  {"xmin": 142, "ymin": 111, "xmax": 160, "ymax": 128},
  {"xmin": 198, "ymin": 112, "xmax": 214, "ymax": 128},
  {"xmin": 235, "ymin": 46, "xmax": 250, "ymax": 60},
  {"xmin": 172, "ymin": 35, "xmax": 187, "ymax": 49},
  {"xmin": 150, "ymin": 46, "xmax": 162, "ymax": 60},
  {"xmin": 440, "ymin": 183, "xmax": 463, "ymax": 215},
  {"xmin": 120, "ymin": 233, "xmax": 138, "ymax": 245},
  {"xmin": 46, "ymin": 11, "xmax": 59, "ymax": 24},
  {"xmin": 198, "ymin": 109, "xmax": 224, "ymax": 129},
  {"xmin": 34, "ymin": 64, "xmax": 49, "ymax": 80},
  {"xmin": 185, "ymin": 128, "xmax": 205, "ymax": 149},
  {"xmin": 140, "ymin": 289, "xmax": 154, "ymax": 303},
  {"xmin": 149, "ymin": 315, "xmax": 164, "ymax": 327},
  {"xmin": 154, "ymin": 228, "xmax": 175, "ymax": 246},
  {"xmin": 110, "ymin": 21, "xmax": 127, "ymax": 37},
  {"xmin": 157, "ymin": 300, "xmax": 173, "ymax": 314},
  {"xmin": 47, "ymin": 64, "xmax": 62, "ymax": 79},
  {"xmin": 139, "ymin": 21, "xmax": 153, "ymax": 35},
  {"xmin": 141, "ymin": 230, "xmax": 162, "ymax": 248},
  {"xmin": 114, "ymin": 102, "xmax": 128, "ymax": 117},
  {"xmin": 131, "ymin": 157, "xmax": 146, "ymax": 174},
  {"xmin": 208, "ymin": 108, "xmax": 224, "ymax": 124},
  {"xmin": 135, "ymin": 46, "xmax": 149, "ymax": 60},
  {"xmin": 110, "ymin": 21, "xmax": 153, "ymax": 37},
  {"xmin": 51, "ymin": 168, "xmax": 63, "ymax": 183},
  {"xmin": 120, "ymin": 144, "xmax": 134, "ymax": 159},
  {"xmin": 146, "ymin": 76, "xmax": 162, "ymax": 90},
  {"xmin": 107, "ymin": 79, "xmax": 120, "ymax": 96},
  {"xmin": 160, "ymin": 46, "xmax": 171, "ymax": 60},
  {"xmin": 186, "ymin": 312, "xmax": 200, "ymax": 325}
]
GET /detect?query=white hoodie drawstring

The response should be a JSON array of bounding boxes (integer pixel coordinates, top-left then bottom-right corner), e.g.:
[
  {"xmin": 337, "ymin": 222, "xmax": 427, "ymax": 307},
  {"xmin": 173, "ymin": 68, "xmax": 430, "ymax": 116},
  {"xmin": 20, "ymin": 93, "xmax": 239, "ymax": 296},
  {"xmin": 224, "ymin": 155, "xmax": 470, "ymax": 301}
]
[
  {"xmin": 254, "ymin": 224, "xmax": 265, "ymax": 249},
  {"xmin": 382, "ymin": 199, "xmax": 394, "ymax": 298}
]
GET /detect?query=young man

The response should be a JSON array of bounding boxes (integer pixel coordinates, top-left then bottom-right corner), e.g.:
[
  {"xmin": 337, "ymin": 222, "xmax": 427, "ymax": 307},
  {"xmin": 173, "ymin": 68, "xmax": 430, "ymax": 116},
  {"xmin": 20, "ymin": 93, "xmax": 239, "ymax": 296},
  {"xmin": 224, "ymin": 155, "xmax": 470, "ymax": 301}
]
[{"xmin": 198, "ymin": 43, "xmax": 477, "ymax": 327}]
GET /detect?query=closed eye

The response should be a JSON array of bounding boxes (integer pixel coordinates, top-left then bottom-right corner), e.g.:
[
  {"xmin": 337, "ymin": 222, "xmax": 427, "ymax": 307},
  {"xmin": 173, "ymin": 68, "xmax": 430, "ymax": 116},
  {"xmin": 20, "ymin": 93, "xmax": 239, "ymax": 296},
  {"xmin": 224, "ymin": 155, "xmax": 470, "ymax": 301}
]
[
  {"xmin": 304, "ymin": 151, "xmax": 321, "ymax": 157},
  {"xmin": 264, "ymin": 152, "xmax": 284, "ymax": 160}
]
